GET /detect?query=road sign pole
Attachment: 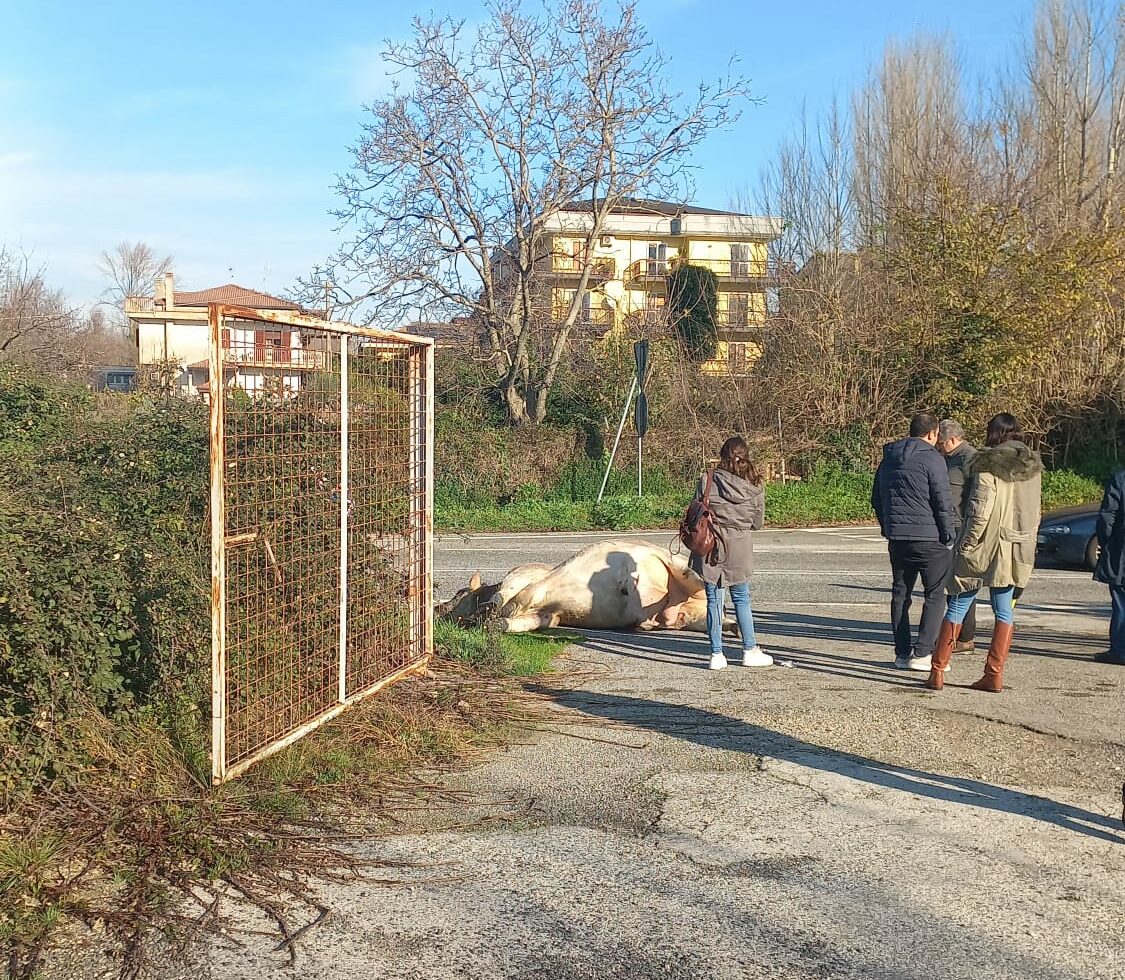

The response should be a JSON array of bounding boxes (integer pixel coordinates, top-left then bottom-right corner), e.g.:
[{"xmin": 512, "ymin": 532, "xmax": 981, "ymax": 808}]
[{"xmin": 597, "ymin": 375, "xmax": 638, "ymax": 504}]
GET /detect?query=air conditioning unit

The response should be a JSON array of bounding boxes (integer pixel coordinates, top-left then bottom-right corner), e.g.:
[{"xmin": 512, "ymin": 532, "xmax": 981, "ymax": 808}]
[{"xmin": 599, "ymin": 235, "xmax": 613, "ymax": 248}]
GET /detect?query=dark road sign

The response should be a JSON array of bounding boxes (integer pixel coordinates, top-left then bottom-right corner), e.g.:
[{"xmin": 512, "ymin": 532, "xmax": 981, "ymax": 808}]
[{"xmin": 635, "ymin": 391, "xmax": 649, "ymax": 438}]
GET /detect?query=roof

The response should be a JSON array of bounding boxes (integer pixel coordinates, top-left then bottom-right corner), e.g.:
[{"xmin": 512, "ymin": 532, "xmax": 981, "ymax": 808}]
[
  {"xmin": 560, "ymin": 198, "xmax": 751, "ymax": 218},
  {"xmin": 172, "ymin": 284, "xmax": 302, "ymax": 310}
]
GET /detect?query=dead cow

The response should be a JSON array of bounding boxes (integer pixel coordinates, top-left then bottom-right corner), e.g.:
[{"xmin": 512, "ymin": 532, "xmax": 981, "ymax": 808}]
[{"xmin": 437, "ymin": 539, "xmax": 723, "ymax": 634}]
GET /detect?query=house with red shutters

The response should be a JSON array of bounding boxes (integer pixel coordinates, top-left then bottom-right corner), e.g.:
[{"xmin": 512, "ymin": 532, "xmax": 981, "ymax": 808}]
[{"xmin": 125, "ymin": 272, "xmax": 324, "ymax": 397}]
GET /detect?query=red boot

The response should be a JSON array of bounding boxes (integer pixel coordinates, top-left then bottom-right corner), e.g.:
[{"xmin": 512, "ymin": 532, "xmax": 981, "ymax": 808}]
[
  {"xmin": 925, "ymin": 620, "xmax": 960, "ymax": 690},
  {"xmin": 970, "ymin": 622, "xmax": 1013, "ymax": 692}
]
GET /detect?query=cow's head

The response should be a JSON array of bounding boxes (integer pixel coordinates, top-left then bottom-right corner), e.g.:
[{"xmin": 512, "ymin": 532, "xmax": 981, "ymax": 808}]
[{"xmin": 435, "ymin": 571, "xmax": 503, "ymax": 626}]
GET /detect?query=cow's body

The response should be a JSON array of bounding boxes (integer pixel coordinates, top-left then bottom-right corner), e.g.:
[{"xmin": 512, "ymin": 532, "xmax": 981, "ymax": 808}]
[{"xmin": 439, "ymin": 540, "xmax": 723, "ymax": 634}]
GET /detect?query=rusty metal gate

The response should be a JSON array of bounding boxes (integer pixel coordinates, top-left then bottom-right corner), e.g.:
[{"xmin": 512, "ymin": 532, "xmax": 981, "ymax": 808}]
[{"xmin": 207, "ymin": 304, "xmax": 433, "ymax": 782}]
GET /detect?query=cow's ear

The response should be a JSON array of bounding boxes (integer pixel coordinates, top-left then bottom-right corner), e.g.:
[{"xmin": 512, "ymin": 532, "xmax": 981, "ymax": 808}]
[{"xmin": 469, "ymin": 571, "xmax": 481, "ymax": 591}]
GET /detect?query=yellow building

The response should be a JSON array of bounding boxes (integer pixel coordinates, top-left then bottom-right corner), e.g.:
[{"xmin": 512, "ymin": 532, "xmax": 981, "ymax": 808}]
[{"xmin": 538, "ymin": 198, "xmax": 783, "ymax": 374}]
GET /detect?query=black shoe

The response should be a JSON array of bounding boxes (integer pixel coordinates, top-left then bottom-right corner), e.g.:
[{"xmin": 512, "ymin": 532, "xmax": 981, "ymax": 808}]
[{"xmin": 1093, "ymin": 651, "xmax": 1125, "ymax": 665}]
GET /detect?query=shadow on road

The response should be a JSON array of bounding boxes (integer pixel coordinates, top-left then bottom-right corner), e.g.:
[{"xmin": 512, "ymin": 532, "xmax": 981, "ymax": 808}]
[
  {"xmin": 532, "ymin": 686, "xmax": 1125, "ymax": 845},
  {"xmin": 575, "ymin": 627, "xmax": 920, "ymax": 687},
  {"xmin": 757, "ymin": 608, "xmax": 1107, "ymax": 663}
]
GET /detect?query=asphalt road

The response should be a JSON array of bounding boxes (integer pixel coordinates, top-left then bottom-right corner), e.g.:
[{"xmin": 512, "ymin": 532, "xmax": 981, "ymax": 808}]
[{"xmin": 434, "ymin": 526, "xmax": 1110, "ymax": 630}]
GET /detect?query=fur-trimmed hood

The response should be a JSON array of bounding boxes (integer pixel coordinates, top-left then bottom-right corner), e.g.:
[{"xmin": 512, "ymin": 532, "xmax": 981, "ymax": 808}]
[{"xmin": 968, "ymin": 440, "xmax": 1043, "ymax": 483}]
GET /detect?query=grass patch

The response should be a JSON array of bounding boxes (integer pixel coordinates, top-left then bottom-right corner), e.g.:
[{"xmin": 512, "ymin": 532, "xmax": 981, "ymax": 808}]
[
  {"xmin": 435, "ymin": 620, "xmax": 583, "ymax": 676},
  {"xmin": 436, "ymin": 465, "xmax": 1108, "ymax": 533}
]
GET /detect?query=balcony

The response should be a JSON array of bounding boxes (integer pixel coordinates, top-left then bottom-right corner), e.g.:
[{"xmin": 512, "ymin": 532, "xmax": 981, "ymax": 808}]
[
  {"xmin": 623, "ymin": 259, "xmax": 672, "ymax": 288},
  {"xmin": 223, "ymin": 345, "xmax": 329, "ymax": 370},
  {"xmin": 624, "ymin": 256, "xmax": 778, "ymax": 290},
  {"xmin": 549, "ymin": 254, "xmax": 615, "ymax": 282},
  {"xmin": 682, "ymin": 257, "xmax": 775, "ymax": 287},
  {"xmin": 713, "ymin": 310, "xmax": 761, "ymax": 330}
]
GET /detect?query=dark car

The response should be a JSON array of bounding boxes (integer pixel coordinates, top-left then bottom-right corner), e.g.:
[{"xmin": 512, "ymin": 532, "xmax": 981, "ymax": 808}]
[{"xmin": 1036, "ymin": 503, "xmax": 1100, "ymax": 570}]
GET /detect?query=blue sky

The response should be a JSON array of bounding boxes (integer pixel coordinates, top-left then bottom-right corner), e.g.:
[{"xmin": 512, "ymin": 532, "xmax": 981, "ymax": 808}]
[{"xmin": 0, "ymin": 0, "xmax": 1040, "ymax": 307}]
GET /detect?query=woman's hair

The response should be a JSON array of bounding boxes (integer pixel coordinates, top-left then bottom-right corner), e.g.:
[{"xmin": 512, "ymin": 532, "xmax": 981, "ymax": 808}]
[
  {"xmin": 718, "ymin": 435, "xmax": 762, "ymax": 485},
  {"xmin": 985, "ymin": 413, "xmax": 1023, "ymax": 447}
]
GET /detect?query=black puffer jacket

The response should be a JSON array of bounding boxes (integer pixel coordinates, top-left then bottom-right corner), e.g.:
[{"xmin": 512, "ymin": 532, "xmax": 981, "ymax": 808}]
[
  {"xmin": 1094, "ymin": 468, "xmax": 1125, "ymax": 588},
  {"xmin": 872, "ymin": 437, "xmax": 956, "ymax": 544}
]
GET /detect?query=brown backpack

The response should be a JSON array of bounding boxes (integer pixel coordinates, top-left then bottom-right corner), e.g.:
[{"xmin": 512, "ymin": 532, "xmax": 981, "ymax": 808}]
[{"xmin": 679, "ymin": 468, "xmax": 724, "ymax": 565}]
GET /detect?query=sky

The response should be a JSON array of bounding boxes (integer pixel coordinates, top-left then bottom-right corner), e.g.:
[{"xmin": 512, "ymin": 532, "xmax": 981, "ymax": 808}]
[{"xmin": 0, "ymin": 0, "xmax": 1042, "ymax": 308}]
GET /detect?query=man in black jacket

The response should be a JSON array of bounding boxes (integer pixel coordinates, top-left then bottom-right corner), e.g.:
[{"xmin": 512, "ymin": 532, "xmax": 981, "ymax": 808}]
[
  {"xmin": 938, "ymin": 419, "xmax": 978, "ymax": 652},
  {"xmin": 1093, "ymin": 467, "xmax": 1125, "ymax": 665},
  {"xmin": 872, "ymin": 413, "xmax": 956, "ymax": 670}
]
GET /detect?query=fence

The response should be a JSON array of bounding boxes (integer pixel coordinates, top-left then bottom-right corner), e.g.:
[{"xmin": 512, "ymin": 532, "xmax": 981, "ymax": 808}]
[{"xmin": 207, "ymin": 304, "xmax": 433, "ymax": 782}]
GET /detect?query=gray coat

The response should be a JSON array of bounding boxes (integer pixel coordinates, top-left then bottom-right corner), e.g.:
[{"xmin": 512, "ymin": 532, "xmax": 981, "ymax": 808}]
[
  {"xmin": 689, "ymin": 468, "xmax": 764, "ymax": 586},
  {"xmin": 944, "ymin": 441, "xmax": 978, "ymax": 530}
]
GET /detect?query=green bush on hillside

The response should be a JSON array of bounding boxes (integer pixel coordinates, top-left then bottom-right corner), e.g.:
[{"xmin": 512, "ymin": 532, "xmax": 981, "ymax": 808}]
[{"xmin": 0, "ymin": 366, "xmax": 211, "ymax": 798}]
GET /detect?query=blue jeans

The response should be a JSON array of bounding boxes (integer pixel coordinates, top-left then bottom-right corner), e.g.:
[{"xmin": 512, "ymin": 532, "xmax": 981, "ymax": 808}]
[
  {"xmin": 705, "ymin": 581, "xmax": 756, "ymax": 654},
  {"xmin": 1111, "ymin": 585, "xmax": 1125, "ymax": 657},
  {"xmin": 946, "ymin": 586, "xmax": 1016, "ymax": 627}
]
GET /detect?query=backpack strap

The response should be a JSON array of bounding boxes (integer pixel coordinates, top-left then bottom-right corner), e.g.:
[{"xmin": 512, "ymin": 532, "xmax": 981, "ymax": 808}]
[{"xmin": 701, "ymin": 467, "xmax": 715, "ymax": 504}]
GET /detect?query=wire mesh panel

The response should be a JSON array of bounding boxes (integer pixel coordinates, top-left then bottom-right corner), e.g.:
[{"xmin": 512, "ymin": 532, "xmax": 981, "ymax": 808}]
[{"xmin": 208, "ymin": 305, "xmax": 433, "ymax": 782}]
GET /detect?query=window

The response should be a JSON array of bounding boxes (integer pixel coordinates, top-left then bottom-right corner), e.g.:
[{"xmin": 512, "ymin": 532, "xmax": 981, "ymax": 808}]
[
  {"xmin": 727, "ymin": 294, "xmax": 749, "ymax": 328},
  {"xmin": 731, "ymin": 243, "xmax": 750, "ymax": 278},
  {"xmin": 646, "ymin": 242, "xmax": 667, "ymax": 276},
  {"xmin": 254, "ymin": 329, "xmax": 290, "ymax": 363},
  {"xmin": 727, "ymin": 341, "xmax": 759, "ymax": 376}
]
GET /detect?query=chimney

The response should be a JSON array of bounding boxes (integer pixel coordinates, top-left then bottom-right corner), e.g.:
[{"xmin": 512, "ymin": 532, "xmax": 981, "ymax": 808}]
[{"xmin": 155, "ymin": 271, "xmax": 175, "ymax": 310}]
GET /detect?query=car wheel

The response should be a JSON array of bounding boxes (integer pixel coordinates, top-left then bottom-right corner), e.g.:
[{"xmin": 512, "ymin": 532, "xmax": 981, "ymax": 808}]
[{"xmin": 1085, "ymin": 536, "xmax": 1100, "ymax": 572}]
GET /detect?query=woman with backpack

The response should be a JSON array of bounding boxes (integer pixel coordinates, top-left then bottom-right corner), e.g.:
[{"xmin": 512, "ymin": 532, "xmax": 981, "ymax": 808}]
[
  {"xmin": 688, "ymin": 435, "xmax": 772, "ymax": 671},
  {"xmin": 925, "ymin": 413, "xmax": 1043, "ymax": 692}
]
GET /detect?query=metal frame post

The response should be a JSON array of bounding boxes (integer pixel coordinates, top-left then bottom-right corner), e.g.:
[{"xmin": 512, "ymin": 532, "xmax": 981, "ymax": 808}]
[
  {"xmin": 208, "ymin": 304, "xmax": 228, "ymax": 783},
  {"xmin": 338, "ymin": 334, "xmax": 349, "ymax": 703},
  {"xmin": 413, "ymin": 344, "xmax": 435, "ymax": 658}
]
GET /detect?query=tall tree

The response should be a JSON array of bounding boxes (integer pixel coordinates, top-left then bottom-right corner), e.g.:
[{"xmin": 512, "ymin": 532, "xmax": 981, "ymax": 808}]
[
  {"xmin": 98, "ymin": 241, "xmax": 173, "ymax": 328},
  {"xmin": 316, "ymin": 0, "xmax": 750, "ymax": 424}
]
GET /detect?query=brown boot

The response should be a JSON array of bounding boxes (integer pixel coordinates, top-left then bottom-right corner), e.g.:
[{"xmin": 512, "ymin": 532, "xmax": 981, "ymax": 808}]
[
  {"xmin": 925, "ymin": 620, "xmax": 960, "ymax": 690},
  {"xmin": 971, "ymin": 622, "xmax": 1013, "ymax": 692}
]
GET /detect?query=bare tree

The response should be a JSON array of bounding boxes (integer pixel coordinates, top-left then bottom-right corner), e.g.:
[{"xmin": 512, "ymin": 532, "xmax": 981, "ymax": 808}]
[
  {"xmin": 98, "ymin": 241, "xmax": 173, "ymax": 327},
  {"xmin": 316, "ymin": 0, "xmax": 750, "ymax": 424},
  {"xmin": 0, "ymin": 248, "xmax": 80, "ymax": 368}
]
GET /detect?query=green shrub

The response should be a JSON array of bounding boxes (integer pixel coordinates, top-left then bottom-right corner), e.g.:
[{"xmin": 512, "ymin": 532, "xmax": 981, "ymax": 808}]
[
  {"xmin": 0, "ymin": 367, "xmax": 210, "ymax": 799},
  {"xmin": 1041, "ymin": 469, "xmax": 1104, "ymax": 511}
]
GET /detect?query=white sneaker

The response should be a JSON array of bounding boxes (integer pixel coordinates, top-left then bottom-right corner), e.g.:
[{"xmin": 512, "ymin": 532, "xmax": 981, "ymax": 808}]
[
  {"xmin": 907, "ymin": 654, "xmax": 932, "ymax": 671},
  {"xmin": 708, "ymin": 653, "xmax": 728, "ymax": 671},
  {"xmin": 741, "ymin": 646, "xmax": 774, "ymax": 667}
]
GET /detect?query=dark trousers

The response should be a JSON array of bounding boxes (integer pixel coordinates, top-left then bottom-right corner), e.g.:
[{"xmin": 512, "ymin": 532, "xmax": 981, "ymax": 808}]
[
  {"xmin": 1111, "ymin": 585, "xmax": 1125, "ymax": 657},
  {"xmin": 888, "ymin": 540, "xmax": 952, "ymax": 660}
]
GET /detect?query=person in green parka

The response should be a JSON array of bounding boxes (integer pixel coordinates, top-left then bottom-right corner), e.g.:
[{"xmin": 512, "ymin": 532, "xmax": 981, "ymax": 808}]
[{"xmin": 925, "ymin": 414, "xmax": 1043, "ymax": 692}]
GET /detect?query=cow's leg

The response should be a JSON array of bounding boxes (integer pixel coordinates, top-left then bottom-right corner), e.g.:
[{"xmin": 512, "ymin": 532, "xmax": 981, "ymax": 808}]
[
  {"xmin": 500, "ymin": 611, "xmax": 563, "ymax": 633},
  {"xmin": 681, "ymin": 613, "xmax": 738, "ymax": 633}
]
